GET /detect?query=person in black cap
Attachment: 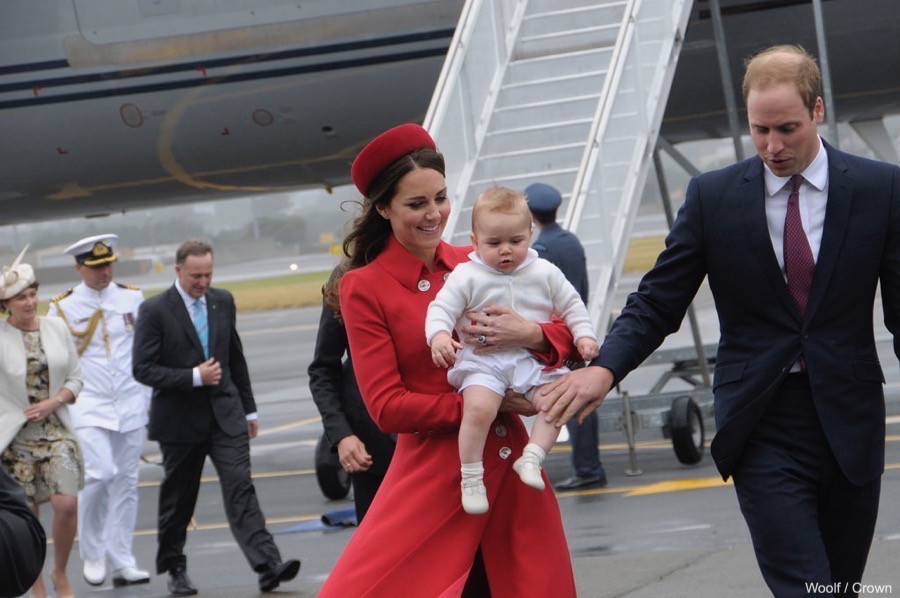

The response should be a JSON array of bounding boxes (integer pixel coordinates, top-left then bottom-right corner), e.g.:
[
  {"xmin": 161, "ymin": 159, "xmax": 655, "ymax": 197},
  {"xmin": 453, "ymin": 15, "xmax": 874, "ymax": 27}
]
[{"xmin": 525, "ymin": 182, "xmax": 608, "ymax": 490}]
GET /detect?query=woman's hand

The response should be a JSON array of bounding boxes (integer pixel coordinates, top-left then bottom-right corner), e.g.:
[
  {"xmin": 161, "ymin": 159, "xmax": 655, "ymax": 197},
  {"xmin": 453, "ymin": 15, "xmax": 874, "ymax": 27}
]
[
  {"xmin": 338, "ymin": 435, "xmax": 373, "ymax": 473},
  {"xmin": 23, "ymin": 399, "xmax": 58, "ymax": 424},
  {"xmin": 460, "ymin": 305, "xmax": 548, "ymax": 354},
  {"xmin": 498, "ymin": 390, "xmax": 538, "ymax": 417}
]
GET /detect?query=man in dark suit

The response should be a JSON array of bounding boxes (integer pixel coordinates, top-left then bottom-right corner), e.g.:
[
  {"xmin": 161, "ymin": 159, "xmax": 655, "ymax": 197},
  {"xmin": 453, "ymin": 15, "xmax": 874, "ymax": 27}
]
[
  {"xmin": 538, "ymin": 45, "xmax": 900, "ymax": 596},
  {"xmin": 307, "ymin": 265, "xmax": 396, "ymax": 523},
  {"xmin": 524, "ymin": 183, "xmax": 607, "ymax": 491},
  {"xmin": 133, "ymin": 240, "xmax": 300, "ymax": 596}
]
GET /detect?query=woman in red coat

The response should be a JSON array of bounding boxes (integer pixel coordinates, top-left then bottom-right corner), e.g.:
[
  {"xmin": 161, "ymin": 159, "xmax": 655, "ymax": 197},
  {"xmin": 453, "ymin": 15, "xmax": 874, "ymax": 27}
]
[{"xmin": 318, "ymin": 123, "xmax": 578, "ymax": 597}]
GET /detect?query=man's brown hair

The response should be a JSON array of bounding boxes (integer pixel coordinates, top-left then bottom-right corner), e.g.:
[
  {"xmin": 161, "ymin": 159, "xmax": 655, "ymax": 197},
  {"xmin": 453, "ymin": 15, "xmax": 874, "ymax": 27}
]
[
  {"xmin": 743, "ymin": 44, "xmax": 823, "ymax": 116},
  {"xmin": 175, "ymin": 240, "xmax": 213, "ymax": 266}
]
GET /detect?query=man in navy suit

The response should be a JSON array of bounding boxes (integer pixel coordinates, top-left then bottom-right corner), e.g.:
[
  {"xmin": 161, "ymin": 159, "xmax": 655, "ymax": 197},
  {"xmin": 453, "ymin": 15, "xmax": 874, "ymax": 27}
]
[
  {"xmin": 133, "ymin": 240, "xmax": 300, "ymax": 596},
  {"xmin": 538, "ymin": 45, "xmax": 900, "ymax": 596}
]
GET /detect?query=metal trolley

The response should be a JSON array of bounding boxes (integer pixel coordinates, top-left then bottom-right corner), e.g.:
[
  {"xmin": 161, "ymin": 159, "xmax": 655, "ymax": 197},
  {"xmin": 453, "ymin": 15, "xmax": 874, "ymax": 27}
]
[{"xmin": 598, "ymin": 343, "xmax": 717, "ymax": 475}]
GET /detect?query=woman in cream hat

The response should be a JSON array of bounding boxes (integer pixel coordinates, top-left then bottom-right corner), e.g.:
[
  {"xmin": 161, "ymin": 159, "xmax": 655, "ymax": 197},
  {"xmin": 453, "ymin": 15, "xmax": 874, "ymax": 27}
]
[{"xmin": 0, "ymin": 247, "xmax": 84, "ymax": 598}]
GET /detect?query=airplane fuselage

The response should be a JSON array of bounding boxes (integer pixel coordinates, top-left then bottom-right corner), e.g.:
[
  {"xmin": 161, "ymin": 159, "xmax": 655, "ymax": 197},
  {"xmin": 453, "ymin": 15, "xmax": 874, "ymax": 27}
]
[{"xmin": 1, "ymin": 0, "xmax": 898, "ymax": 224}]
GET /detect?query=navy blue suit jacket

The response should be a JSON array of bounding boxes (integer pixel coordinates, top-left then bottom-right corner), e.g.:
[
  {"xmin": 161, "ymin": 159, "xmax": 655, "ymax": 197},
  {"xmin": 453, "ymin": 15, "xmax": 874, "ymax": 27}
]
[
  {"xmin": 594, "ymin": 141, "xmax": 900, "ymax": 483},
  {"xmin": 133, "ymin": 285, "xmax": 256, "ymax": 443}
]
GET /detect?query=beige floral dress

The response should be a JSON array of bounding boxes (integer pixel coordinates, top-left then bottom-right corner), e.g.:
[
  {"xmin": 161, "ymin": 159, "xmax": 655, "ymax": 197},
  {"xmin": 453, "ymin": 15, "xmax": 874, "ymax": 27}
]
[{"xmin": 1, "ymin": 330, "xmax": 83, "ymax": 505}]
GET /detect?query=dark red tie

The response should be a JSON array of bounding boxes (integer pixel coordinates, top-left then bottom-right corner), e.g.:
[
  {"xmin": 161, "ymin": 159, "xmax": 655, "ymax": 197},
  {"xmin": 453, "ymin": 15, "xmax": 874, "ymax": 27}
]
[{"xmin": 784, "ymin": 174, "xmax": 814, "ymax": 317}]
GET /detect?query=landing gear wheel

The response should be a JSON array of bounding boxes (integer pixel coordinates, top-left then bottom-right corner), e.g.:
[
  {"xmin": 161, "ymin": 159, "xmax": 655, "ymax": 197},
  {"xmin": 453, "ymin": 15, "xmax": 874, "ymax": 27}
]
[
  {"xmin": 315, "ymin": 434, "xmax": 351, "ymax": 500},
  {"xmin": 669, "ymin": 396, "xmax": 704, "ymax": 465}
]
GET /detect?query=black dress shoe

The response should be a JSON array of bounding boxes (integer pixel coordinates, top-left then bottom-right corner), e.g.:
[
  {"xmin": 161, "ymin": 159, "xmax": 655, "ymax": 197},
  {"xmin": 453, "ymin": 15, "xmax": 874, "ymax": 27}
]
[
  {"xmin": 167, "ymin": 567, "xmax": 198, "ymax": 596},
  {"xmin": 554, "ymin": 474, "xmax": 608, "ymax": 491},
  {"xmin": 259, "ymin": 559, "xmax": 301, "ymax": 592}
]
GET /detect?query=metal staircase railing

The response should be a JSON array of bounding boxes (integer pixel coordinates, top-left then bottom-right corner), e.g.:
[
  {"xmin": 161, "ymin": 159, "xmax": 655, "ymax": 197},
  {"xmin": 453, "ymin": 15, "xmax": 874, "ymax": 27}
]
[
  {"xmin": 425, "ymin": 0, "xmax": 693, "ymax": 335},
  {"xmin": 567, "ymin": 0, "xmax": 693, "ymax": 331}
]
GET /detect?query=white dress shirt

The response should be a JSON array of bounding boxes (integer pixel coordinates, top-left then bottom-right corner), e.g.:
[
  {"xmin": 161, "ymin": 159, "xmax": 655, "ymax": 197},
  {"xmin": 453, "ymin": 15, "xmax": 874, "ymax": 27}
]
[
  {"xmin": 174, "ymin": 280, "xmax": 257, "ymax": 421},
  {"xmin": 764, "ymin": 136, "xmax": 829, "ymax": 280}
]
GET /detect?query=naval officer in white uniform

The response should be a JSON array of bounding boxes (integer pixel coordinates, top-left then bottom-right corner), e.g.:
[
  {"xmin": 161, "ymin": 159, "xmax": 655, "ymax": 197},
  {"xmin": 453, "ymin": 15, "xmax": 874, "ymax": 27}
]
[{"xmin": 47, "ymin": 234, "xmax": 152, "ymax": 587}]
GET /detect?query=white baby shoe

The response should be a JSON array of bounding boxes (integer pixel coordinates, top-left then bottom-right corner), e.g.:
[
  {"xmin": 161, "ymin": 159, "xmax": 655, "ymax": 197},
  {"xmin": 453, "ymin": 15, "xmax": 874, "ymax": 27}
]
[
  {"xmin": 513, "ymin": 454, "xmax": 545, "ymax": 490},
  {"xmin": 461, "ymin": 478, "xmax": 489, "ymax": 515}
]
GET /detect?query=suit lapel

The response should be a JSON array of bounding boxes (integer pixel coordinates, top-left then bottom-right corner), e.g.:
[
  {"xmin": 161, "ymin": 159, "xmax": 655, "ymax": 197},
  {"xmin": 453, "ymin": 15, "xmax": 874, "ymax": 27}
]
[
  {"xmin": 206, "ymin": 290, "xmax": 219, "ymax": 356},
  {"xmin": 740, "ymin": 159, "xmax": 800, "ymax": 317},
  {"xmin": 168, "ymin": 286, "xmax": 205, "ymax": 358},
  {"xmin": 804, "ymin": 145, "xmax": 852, "ymax": 321}
]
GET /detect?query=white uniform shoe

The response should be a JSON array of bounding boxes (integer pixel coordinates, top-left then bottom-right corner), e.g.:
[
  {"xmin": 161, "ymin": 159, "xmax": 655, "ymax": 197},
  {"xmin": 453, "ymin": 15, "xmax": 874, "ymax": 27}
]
[
  {"xmin": 83, "ymin": 559, "xmax": 107, "ymax": 586},
  {"xmin": 112, "ymin": 566, "xmax": 151, "ymax": 587}
]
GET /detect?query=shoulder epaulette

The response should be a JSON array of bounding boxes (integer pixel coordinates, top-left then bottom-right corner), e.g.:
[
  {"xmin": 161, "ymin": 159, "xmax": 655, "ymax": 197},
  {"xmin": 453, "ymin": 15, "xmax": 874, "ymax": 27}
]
[
  {"xmin": 51, "ymin": 289, "xmax": 74, "ymax": 303},
  {"xmin": 116, "ymin": 282, "xmax": 141, "ymax": 291}
]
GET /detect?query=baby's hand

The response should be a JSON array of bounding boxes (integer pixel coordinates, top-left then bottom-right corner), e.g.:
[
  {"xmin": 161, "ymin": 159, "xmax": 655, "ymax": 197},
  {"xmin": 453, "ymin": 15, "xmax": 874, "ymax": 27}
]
[
  {"xmin": 430, "ymin": 332, "xmax": 462, "ymax": 368},
  {"xmin": 576, "ymin": 337, "xmax": 600, "ymax": 362}
]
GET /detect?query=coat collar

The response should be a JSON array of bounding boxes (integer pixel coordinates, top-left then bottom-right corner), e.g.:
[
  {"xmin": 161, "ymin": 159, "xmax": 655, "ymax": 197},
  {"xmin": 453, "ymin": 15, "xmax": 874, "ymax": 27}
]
[{"xmin": 373, "ymin": 236, "xmax": 467, "ymax": 292}]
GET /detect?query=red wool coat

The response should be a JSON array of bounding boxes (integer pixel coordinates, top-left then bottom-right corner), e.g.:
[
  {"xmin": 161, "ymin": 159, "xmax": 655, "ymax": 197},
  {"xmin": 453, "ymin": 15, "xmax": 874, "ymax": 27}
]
[{"xmin": 319, "ymin": 237, "xmax": 577, "ymax": 598}]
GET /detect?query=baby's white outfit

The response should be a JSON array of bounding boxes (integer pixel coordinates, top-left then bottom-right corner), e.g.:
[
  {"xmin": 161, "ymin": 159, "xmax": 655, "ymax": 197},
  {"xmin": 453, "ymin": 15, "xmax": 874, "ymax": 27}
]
[{"xmin": 425, "ymin": 249, "xmax": 597, "ymax": 398}]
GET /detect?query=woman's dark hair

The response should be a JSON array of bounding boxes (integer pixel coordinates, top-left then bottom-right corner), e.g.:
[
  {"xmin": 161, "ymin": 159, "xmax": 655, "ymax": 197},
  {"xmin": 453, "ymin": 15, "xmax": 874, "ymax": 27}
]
[
  {"xmin": 322, "ymin": 259, "xmax": 349, "ymax": 321},
  {"xmin": 323, "ymin": 148, "xmax": 445, "ymax": 316}
]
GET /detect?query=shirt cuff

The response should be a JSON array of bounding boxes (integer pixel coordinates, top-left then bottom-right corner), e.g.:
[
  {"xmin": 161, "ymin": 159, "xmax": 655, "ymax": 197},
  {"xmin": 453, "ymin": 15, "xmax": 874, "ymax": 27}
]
[
  {"xmin": 192, "ymin": 367, "xmax": 202, "ymax": 387},
  {"xmin": 246, "ymin": 412, "xmax": 258, "ymax": 421}
]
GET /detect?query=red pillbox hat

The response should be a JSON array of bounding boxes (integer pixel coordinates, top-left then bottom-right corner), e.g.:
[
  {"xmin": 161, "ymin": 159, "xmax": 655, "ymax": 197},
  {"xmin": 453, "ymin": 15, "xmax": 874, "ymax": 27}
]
[{"xmin": 351, "ymin": 123, "xmax": 436, "ymax": 196}]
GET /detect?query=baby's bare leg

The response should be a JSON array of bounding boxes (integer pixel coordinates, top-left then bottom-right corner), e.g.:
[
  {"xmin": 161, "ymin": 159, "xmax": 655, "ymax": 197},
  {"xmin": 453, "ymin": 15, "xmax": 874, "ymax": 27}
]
[
  {"xmin": 459, "ymin": 385, "xmax": 504, "ymax": 464},
  {"xmin": 458, "ymin": 385, "xmax": 503, "ymax": 515},
  {"xmin": 528, "ymin": 392, "xmax": 561, "ymax": 454}
]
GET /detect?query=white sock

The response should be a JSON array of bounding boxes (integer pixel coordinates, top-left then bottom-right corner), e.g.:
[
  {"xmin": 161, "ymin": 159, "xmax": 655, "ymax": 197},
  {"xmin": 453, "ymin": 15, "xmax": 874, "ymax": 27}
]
[
  {"xmin": 523, "ymin": 443, "xmax": 547, "ymax": 464},
  {"xmin": 461, "ymin": 462, "xmax": 484, "ymax": 481}
]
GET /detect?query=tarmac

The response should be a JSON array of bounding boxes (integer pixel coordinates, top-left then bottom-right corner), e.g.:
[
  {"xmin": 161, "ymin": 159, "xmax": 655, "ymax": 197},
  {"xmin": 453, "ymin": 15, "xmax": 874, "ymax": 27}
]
[
  {"xmin": 570, "ymin": 538, "xmax": 900, "ymax": 597},
  {"xmin": 30, "ymin": 269, "xmax": 900, "ymax": 598},
  {"xmin": 173, "ymin": 534, "xmax": 900, "ymax": 597}
]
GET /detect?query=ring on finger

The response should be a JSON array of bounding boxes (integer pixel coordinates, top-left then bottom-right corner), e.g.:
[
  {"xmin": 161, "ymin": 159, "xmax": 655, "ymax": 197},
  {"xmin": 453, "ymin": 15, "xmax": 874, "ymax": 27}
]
[{"xmin": 477, "ymin": 334, "xmax": 487, "ymax": 346}]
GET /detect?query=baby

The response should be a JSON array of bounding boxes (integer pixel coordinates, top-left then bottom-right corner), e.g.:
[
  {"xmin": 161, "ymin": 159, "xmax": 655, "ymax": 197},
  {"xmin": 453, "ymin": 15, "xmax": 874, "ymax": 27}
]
[{"xmin": 426, "ymin": 186, "xmax": 599, "ymax": 514}]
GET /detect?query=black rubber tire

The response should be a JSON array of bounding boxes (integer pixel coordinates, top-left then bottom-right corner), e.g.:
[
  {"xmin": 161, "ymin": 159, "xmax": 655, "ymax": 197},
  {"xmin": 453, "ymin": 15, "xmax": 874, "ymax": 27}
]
[
  {"xmin": 315, "ymin": 434, "xmax": 351, "ymax": 500},
  {"xmin": 669, "ymin": 395, "xmax": 705, "ymax": 465}
]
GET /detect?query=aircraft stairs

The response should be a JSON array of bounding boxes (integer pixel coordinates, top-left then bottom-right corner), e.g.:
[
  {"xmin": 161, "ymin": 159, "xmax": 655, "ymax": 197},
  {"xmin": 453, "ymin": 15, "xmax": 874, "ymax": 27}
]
[{"xmin": 425, "ymin": 0, "xmax": 693, "ymax": 335}]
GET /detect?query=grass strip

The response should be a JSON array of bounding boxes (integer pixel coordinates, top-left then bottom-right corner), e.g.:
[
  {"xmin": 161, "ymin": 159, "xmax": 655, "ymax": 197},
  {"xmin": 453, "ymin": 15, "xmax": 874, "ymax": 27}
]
[{"xmin": 38, "ymin": 235, "xmax": 665, "ymax": 314}]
